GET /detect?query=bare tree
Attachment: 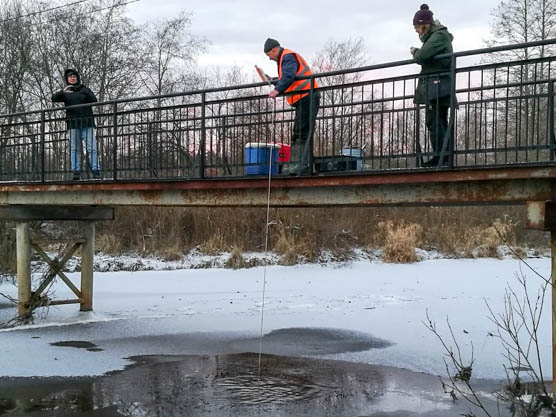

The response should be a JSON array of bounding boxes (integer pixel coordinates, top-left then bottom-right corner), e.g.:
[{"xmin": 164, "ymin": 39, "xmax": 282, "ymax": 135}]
[
  {"xmin": 477, "ymin": 0, "xmax": 556, "ymax": 166},
  {"xmin": 488, "ymin": 0, "xmax": 556, "ymax": 58},
  {"xmin": 26, "ymin": 0, "xmax": 144, "ymax": 105},
  {"xmin": 138, "ymin": 12, "xmax": 207, "ymax": 96},
  {"xmin": 0, "ymin": 1, "xmax": 34, "ymax": 114}
]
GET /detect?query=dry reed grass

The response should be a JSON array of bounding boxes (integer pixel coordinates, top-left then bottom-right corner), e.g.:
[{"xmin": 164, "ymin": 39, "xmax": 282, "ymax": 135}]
[
  {"xmin": 0, "ymin": 206, "xmax": 548, "ymax": 270},
  {"xmin": 0, "ymin": 223, "xmax": 16, "ymax": 273},
  {"xmin": 93, "ymin": 206, "xmax": 546, "ymax": 260},
  {"xmin": 225, "ymin": 246, "xmax": 247, "ymax": 269},
  {"xmin": 379, "ymin": 221, "xmax": 422, "ymax": 263}
]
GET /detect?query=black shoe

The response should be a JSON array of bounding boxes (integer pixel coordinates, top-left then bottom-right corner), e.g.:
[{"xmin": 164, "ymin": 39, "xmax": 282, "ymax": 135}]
[
  {"xmin": 72, "ymin": 171, "xmax": 80, "ymax": 180},
  {"xmin": 92, "ymin": 170, "xmax": 102, "ymax": 179}
]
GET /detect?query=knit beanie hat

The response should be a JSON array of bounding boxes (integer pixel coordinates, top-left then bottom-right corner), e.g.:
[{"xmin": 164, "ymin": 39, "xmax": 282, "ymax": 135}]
[
  {"xmin": 413, "ymin": 4, "xmax": 434, "ymax": 25},
  {"xmin": 264, "ymin": 38, "xmax": 280, "ymax": 53}
]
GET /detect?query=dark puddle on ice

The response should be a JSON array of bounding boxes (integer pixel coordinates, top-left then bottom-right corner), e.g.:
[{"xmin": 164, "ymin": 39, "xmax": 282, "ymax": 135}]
[
  {"xmin": 0, "ymin": 328, "xmax": 505, "ymax": 416},
  {"xmin": 50, "ymin": 341, "xmax": 103, "ymax": 352},
  {"xmin": 0, "ymin": 353, "xmax": 385, "ymax": 416},
  {"xmin": 0, "ymin": 352, "xmax": 509, "ymax": 417}
]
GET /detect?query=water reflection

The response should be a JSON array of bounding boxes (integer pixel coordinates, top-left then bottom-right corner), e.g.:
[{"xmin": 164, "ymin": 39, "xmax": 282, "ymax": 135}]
[
  {"xmin": 92, "ymin": 353, "xmax": 385, "ymax": 417},
  {"xmin": 0, "ymin": 353, "xmax": 508, "ymax": 417}
]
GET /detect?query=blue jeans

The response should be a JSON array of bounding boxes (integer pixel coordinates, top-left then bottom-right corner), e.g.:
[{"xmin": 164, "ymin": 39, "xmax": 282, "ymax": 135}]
[{"xmin": 69, "ymin": 127, "xmax": 99, "ymax": 172}]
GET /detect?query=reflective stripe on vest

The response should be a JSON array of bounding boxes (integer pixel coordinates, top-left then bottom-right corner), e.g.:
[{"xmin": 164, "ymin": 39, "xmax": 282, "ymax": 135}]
[{"xmin": 278, "ymin": 49, "xmax": 318, "ymax": 105}]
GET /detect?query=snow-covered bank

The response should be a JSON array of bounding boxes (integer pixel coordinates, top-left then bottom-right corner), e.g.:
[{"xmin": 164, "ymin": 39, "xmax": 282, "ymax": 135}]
[
  {"xmin": 0, "ymin": 256, "xmax": 551, "ymax": 381},
  {"xmin": 7, "ymin": 245, "xmax": 546, "ymax": 276}
]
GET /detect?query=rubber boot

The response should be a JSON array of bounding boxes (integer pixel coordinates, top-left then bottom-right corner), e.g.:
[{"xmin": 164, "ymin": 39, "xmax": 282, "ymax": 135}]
[
  {"xmin": 295, "ymin": 142, "xmax": 312, "ymax": 176},
  {"xmin": 282, "ymin": 144, "xmax": 301, "ymax": 175}
]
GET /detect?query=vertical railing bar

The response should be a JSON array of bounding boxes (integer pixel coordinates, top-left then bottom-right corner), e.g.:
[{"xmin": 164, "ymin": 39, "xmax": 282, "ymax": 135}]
[
  {"xmin": 390, "ymin": 81, "xmax": 395, "ymax": 169},
  {"xmin": 380, "ymin": 82, "xmax": 385, "ymax": 169},
  {"xmin": 304, "ymin": 76, "xmax": 316, "ymax": 176},
  {"xmin": 505, "ymin": 64, "xmax": 510, "ymax": 164},
  {"xmin": 415, "ymin": 92, "xmax": 422, "ymax": 168},
  {"xmin": 112, "ymin": 103, "xmax": 118, "ymax": 181},
  {"xmin": 464, "ymin": 71, "xmax": 471, "ymax": 167},
  {"xmin": 531, "ymin": 63, "xmax": 540, "ymax": 162},
  {"xmin": 549, "ymin": 80, "xmax": 555, "ymax": 160},
  {"xmin": 493, "ymin": 67, "xmax": 498, "ymax": 165},
  {"xmin": 518, "ymin": 64, "xmax": 524, "ymax": 163},
  {"xmin": 40, "ymin": 111, "xmax": 45, "ymax": 183},
  {"xmin": 360, "ymin": 85, "xmax": 365, "ymax": 170},
  {"xmin": 200, "ymin": 92, "xmax": 206, "ymax": 179},
  {"xmin": 480, "ymin": 68, "xmax": 485, "ymax": 166}
]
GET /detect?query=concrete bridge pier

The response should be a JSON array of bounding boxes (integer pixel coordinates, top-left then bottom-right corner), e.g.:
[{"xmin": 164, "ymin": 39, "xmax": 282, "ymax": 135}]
[
  {"xmin": 0, "ymin": 206, "xmax": 114, "ymax": 318},
  {"xmin": 526, "ymin": 201, "xmax": 556, "ymax": 397},
  {"xmin": 15, "ymin": 222, "xmax": 31, "ymax": 317}
]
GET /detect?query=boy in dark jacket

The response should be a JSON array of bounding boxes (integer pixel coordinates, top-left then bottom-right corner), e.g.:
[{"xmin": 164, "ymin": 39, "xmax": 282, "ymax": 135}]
[
  {"xmin": 52, "ymin": 69, "xmax": 100, "ymax": 180},
  {"xmin": 411, "ymin": 4, "xmax": 454, "ymax": 167}
]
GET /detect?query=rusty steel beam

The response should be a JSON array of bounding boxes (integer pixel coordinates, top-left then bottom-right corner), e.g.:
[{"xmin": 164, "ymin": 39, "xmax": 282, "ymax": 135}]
[{"xmin": 1, "ymin": 167, "xmax": 556, "ymax": 207}]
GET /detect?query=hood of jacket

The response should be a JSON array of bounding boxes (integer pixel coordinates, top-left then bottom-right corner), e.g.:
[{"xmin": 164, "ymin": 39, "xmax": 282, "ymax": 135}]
[
  {"xmin": 64, "ymin": 69, "xmax": 81, "ymax": 85},
  {"xmin": 420, "ymin": 21, "xmax": 454, "ymax": 43}
]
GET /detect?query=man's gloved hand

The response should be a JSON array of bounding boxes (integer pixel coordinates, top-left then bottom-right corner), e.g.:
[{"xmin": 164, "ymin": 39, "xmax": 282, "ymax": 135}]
[{"xmin": 410, "ymin": 47, "xmax": 418, "ymax": 56}]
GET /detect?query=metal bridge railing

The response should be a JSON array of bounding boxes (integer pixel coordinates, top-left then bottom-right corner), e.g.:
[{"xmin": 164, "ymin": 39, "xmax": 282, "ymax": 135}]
[{"xmin": 0, "ymin": 39, "xmax": 555, "ymax": 183}]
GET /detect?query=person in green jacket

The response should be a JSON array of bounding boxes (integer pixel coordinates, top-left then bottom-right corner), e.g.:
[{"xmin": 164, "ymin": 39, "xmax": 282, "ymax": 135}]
[{"xmin": 411, "ymin": 4, "xmax": 454, "ymax": 167}]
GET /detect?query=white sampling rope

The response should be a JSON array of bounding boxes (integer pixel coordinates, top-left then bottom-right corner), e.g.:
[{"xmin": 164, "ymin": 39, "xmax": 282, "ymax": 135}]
[{"xmin": 257, "ymin": 96, "xmax": 277, "ymax": 388}]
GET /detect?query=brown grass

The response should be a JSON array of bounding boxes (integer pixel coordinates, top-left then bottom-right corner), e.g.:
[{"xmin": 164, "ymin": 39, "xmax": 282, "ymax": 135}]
[
  {"xmin": 0, "ymin": 223, "xmax": 16, "ymax": 273},
  {"xmin": 90, "ymin": 206, "xmax": 552, "ymax": 261},
  {"xmin": 379, "ymin": 221, "xmax": 422, "ymax": 263},
  {"xmin": 0, "ymin": 205, "xmax": 548, "ymax": 269},
  {"xmin": 225, "ymin": 246, "xmax": 247, "ymax": 269}
]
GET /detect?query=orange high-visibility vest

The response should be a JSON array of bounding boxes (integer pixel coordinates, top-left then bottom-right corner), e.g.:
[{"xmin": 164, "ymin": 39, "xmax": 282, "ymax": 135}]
[{"xmin": 278, "ymin": 49, "xmax": 318, "ymax": 106}]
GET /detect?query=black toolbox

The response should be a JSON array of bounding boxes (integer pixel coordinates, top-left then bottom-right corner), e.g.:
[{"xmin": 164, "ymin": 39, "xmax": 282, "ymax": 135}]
[{"xmin": 313, "ymin": 156, "xmax": 360, "ymax": 173}]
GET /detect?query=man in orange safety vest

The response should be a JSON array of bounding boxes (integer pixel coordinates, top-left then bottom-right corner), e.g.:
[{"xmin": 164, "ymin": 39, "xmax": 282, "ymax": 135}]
[{"xmin": 264, "ymin": 38, "xmax": 320, "ymax": 175}]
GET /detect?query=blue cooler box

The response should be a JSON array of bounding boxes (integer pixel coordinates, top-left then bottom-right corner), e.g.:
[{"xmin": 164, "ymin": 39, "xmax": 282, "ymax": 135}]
[{"xmin": 245, "ymin": 143, "xmax": 280, "ymax": 175}]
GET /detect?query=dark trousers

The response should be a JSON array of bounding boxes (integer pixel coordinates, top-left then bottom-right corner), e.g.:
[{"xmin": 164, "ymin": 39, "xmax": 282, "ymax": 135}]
[
  {"xmin": 425, "ymin": 101, "xmax": 450, "ymax": 163},
  {"xmin": 292, "ymin": 92, "xmax": 320, "ymax": 162}
]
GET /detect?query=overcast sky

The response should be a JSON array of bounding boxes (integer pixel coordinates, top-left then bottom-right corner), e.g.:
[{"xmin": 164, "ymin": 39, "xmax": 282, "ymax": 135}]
[{"xmin": 126, "ymin": 0, "xmax": 503, "ymax": 76}]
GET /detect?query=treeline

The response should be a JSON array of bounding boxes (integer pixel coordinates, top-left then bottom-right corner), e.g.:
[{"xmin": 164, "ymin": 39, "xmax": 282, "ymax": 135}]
[{"xmin": 0, "ymin": 0, "xmax": 206, "ymax": 115}]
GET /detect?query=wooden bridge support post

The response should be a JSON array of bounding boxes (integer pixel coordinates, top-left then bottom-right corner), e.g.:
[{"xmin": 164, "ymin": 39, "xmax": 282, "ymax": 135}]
[
  {"xmin": 15, "ymin": 222, "xmax": 31, "ymax": 317},
  {"xmin": 80, "ymin": 221, "xmax": 95, "ymax": 311}
]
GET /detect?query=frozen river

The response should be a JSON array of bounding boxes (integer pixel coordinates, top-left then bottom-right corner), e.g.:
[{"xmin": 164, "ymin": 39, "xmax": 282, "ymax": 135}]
[{"xmin": 0, "ymin": 257, "xmax": 551, "ymax": 416}]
